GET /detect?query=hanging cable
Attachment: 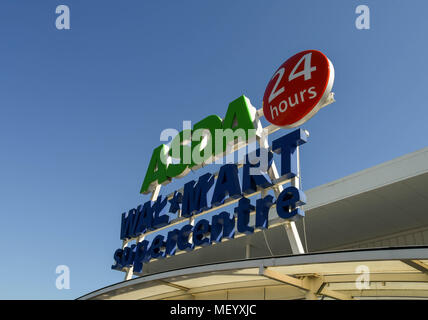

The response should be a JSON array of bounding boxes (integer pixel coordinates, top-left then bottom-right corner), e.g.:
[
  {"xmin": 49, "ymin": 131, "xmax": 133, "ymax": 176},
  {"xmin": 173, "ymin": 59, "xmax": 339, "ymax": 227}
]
[
  {"xmin": 263, "ymin": 230, "xmax": 274, "ymax": 256},
  {"xmin": 303, "ymin": 217, "xmax": 309, "ymax": 253}
]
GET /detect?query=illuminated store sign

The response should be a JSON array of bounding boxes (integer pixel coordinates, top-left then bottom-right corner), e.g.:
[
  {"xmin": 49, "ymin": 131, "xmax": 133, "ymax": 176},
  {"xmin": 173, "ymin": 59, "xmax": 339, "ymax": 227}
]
[{"xmin": 111, "ymin": 50, "xmax": 335, "ymax": 276}]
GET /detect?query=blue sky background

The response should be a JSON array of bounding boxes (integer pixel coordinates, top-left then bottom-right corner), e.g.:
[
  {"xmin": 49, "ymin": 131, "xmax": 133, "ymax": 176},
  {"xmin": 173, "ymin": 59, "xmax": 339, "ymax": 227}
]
[{"xmin": 1, "ymin": 0, "xmax": 427, "ymax": 299}]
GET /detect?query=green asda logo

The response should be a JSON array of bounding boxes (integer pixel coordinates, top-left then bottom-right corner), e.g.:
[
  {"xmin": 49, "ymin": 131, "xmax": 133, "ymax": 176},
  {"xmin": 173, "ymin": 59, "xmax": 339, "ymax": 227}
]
[{"xmin": 141, "ymin": 95, "xmax": 259, "ymax": 194}]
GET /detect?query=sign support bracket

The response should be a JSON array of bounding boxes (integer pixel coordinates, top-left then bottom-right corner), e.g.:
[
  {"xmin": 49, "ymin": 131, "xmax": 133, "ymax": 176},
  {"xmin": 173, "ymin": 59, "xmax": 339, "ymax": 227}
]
[{"xmin": 258, "ymin": 129, "xmax": 305, "ymax": 255}]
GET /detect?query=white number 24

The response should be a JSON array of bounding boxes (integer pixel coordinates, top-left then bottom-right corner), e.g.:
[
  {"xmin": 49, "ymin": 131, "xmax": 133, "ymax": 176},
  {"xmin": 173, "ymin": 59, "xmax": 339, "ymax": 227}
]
[{"xmin": 268, "ymin": 53, "xmax": 316, "ymax": 103}]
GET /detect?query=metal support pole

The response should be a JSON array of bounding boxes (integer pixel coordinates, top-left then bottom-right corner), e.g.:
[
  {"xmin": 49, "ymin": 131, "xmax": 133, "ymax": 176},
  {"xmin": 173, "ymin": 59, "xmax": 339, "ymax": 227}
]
[
  {"xmin": 285, "ymin": 145, "xmax": 305, "ymax": 254},
  {"xmin": 121, "ymin": 239, "xmax": 134, "ymax": 280},
  {"xmin": 266, "ymin": 143, "xmax": 305, "ymax": 255}
]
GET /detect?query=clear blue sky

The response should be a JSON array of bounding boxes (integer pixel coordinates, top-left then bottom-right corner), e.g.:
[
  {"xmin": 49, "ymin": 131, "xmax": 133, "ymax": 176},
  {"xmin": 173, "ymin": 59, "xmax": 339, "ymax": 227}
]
[{"xmin": 1, "ymin": 0, "xmax": 427, "ymax": 299}]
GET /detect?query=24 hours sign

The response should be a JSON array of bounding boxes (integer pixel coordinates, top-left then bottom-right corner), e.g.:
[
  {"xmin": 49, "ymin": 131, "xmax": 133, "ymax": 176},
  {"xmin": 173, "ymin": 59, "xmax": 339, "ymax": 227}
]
[{"xmin": 263, "ymin": 50, "xmax": 335, "ymax": 128}]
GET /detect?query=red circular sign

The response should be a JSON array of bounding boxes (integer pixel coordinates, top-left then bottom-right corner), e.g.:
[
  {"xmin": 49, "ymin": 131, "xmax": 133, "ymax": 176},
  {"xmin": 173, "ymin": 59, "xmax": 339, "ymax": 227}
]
[{"xmin": 263, "ymin": 50, "xmax": 334, "ymax": 128}]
